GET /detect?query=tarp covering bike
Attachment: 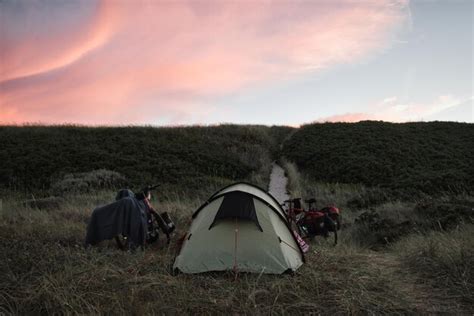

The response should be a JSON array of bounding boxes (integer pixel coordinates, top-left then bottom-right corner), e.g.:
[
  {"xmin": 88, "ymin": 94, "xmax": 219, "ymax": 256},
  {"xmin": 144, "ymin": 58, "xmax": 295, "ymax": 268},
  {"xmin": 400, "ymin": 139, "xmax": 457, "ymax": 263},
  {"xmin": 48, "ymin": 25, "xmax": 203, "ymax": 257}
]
[{"xmin": 85, "ymin": 195, "xmax": 148, "ymax": 247}]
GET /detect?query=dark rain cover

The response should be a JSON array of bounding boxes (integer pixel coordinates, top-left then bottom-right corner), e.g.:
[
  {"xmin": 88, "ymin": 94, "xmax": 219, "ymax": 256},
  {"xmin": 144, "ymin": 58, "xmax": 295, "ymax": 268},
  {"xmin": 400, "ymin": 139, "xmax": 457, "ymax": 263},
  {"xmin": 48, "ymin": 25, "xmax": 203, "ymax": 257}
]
[{"xmin": 85, "ymin": 197, "xmax": 147, "ymax": 247}]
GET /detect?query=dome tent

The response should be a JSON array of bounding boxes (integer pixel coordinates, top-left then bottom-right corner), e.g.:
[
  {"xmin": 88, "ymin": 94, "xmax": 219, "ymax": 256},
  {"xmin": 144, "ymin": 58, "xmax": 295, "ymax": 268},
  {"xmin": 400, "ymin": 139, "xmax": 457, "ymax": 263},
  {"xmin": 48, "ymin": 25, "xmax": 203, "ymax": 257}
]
[{"xmin": 173, "ymin": 182, "xmax": 305, "ymax": 274}]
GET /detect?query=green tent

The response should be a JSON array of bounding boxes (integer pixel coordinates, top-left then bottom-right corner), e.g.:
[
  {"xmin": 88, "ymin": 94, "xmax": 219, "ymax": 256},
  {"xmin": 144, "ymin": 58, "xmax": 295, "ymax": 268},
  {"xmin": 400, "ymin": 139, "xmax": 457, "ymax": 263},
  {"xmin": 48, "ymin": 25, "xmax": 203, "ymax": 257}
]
[{"xmin": 173, "ymin": 182, "xmax": 305, "ymax": 274}]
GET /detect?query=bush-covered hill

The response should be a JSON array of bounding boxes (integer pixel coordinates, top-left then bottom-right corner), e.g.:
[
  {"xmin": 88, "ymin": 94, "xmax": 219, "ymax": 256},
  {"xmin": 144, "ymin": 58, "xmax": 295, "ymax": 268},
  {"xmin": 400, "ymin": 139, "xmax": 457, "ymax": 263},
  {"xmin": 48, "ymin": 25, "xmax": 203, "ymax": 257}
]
[
  {"xmin": 283, "ymin": 121, "xmax": 473, "ymax": 196},
  {"xmin": 0, "ymin": 125, "xmax": 291, "ymax": 194}
]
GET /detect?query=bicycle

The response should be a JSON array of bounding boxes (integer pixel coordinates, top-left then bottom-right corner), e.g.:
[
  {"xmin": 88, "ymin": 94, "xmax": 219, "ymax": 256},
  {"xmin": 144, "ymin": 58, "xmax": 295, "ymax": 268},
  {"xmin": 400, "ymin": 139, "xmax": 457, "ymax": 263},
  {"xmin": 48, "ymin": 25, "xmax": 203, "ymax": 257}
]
[{"xmin": 282, "ymin": 197, "xmax": 341, "ymax": 245}]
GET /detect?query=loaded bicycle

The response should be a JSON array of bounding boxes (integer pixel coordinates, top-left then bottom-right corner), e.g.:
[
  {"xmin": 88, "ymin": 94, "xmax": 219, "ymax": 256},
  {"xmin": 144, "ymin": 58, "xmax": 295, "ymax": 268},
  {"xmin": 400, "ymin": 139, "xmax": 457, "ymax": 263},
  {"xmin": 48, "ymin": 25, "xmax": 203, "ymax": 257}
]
[{"xmin": 282, "ymin": 197, "xmax": 341, "ymax": 244}]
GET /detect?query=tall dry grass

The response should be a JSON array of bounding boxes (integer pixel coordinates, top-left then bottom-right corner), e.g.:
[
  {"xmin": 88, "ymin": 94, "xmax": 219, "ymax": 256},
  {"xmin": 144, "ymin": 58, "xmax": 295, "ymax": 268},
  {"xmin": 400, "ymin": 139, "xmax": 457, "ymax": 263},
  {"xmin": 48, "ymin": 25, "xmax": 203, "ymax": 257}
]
[
  {"xmin": 392, "ymin": 225, "xmax": 474, "ymax": 306},
  {"xmin": 280, "ymin": 161, "xmax": 474, "ymax": 313},
  {"xmin": 0, "ymin": 204, "xmax": 424, "ymax": 315},
  {"xmin": 2, "ymin": 189, "xmax": 466, "ymax": 314},
  {"xmin": 1, "ymin": 161, "xmax": 472, "ymax": 314}
]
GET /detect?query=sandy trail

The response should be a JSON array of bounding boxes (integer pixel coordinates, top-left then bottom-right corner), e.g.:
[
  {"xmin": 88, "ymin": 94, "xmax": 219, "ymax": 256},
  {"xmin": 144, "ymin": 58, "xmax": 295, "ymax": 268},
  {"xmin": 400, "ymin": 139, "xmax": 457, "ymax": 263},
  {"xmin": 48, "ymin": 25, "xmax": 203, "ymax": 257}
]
[{"xmin": 268, "ymin": 163, "xmax": 289, "ymax": 204}]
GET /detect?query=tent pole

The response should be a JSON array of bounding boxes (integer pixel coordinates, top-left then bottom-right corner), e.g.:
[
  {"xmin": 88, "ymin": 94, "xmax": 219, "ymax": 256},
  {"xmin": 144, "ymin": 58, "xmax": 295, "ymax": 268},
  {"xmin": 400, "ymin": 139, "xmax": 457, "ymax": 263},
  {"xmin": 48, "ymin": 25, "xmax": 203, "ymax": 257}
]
[{"xmin": 233, "ymin": 217, "xmax": 239, "ymax": 280}]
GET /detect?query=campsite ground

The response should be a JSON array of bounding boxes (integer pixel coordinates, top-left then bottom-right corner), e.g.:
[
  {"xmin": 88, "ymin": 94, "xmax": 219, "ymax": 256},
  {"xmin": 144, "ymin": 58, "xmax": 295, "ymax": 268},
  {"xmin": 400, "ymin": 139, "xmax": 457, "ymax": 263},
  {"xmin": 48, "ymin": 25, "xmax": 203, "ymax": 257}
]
[
  {"xmin": 0, "ymin": 123, "xmax": 472, "ymax": 314},
  {"xmin": 1, "ymin": 167, "xmax": 472, "ymax": 314}
]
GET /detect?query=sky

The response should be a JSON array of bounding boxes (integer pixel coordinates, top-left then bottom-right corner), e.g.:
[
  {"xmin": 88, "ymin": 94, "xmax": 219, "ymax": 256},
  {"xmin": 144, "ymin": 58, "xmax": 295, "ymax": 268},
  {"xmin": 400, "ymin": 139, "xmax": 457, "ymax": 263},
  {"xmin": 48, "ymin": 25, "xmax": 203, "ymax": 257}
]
[{"xmin": 0, "ymin": 0, "xmax": 472, "ymax": 126}]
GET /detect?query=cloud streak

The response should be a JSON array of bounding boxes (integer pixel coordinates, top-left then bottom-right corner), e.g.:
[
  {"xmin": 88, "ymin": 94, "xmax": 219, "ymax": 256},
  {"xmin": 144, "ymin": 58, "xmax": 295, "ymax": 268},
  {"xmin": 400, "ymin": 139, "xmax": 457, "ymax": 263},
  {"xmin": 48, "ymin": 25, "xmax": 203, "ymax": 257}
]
[
  {"xmin": 0, "ymin": 0, "xmax": 410, "ymax": 125},
  {"xmin": 318, "ymin": 95, "xmax": 474, "ymax": 123},
  {"xmin": 0, "ymin": 1, "xmax": 118, "ymax": 82}
]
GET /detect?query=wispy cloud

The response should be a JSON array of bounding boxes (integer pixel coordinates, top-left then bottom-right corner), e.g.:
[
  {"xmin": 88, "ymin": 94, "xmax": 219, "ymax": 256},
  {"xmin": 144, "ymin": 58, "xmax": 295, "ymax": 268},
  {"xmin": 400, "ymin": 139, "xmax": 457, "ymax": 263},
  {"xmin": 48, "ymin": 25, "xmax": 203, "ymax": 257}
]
[
  {"xmin": 0, "ymin": 1, "xmax": 118, "ymax": 82},
  {"xmin": 0, "ymin": 0, "xmax": 410, "ymax": 125},
  {"xmin": 318, "ymin": 95, "xmax": 473, "ymax": 123}
]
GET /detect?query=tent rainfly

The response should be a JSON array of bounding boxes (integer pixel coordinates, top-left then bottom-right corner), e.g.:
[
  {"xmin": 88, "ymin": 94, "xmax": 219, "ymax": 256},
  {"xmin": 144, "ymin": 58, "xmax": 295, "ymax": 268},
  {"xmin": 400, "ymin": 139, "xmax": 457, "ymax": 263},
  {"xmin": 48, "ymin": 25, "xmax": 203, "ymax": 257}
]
[{"xmin": 173, "ymin": 182, "xmax": 305, "ymax": 274}]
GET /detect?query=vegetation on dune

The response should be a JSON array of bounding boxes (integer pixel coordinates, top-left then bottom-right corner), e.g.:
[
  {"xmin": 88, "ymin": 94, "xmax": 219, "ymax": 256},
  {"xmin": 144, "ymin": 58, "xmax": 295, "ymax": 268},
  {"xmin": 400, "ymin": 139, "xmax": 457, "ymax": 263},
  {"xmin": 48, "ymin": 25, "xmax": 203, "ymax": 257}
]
[
  {"xmin": 282, "ymin": 121, "xmax": 474, "ymax": 197},
  {"xmin": 0, "ymin": 125, "xmax": 292, "ymax": 196},
  {"xmin": 283, "ymin": 160, "xmax": 473, "ymax": 246},
  {"xmin": 51, "ymin": 169, "xmax": 127, "ymax": 195},
  {"xmin": 0, "ymin": 122, "xmax": 472, "ymax": 314},
  {"xmin": 280, "ymin": 160, "xmax": 473, "ymax": 313}
]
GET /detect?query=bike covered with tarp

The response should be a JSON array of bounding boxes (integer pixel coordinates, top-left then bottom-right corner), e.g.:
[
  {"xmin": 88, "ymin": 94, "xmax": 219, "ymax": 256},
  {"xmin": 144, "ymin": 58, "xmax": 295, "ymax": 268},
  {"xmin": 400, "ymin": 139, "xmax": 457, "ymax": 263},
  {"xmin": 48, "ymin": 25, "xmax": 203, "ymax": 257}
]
[{"xmin": 85, "ymin": 186, "xmax": 175, "ymax": 250}]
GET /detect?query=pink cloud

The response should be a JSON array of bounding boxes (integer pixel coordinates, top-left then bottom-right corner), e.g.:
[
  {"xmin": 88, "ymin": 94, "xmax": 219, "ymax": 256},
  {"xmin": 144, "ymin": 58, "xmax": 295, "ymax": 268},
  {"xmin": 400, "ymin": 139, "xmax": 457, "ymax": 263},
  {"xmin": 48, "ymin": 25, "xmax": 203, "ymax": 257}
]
[
  {"xmin": 316, "ymin": 95, "xmax": 472, "ymax": 123},
  {"xmin": 0, "ymin": 0, "xmax": 410, "ymax": 125},
  {"xmin": 0, "ymin": 1, "xmax": 118, "ymax": 82},
  {"xmin": 318, "ymin": 113, "xmax": 376, "ymax": 123}
]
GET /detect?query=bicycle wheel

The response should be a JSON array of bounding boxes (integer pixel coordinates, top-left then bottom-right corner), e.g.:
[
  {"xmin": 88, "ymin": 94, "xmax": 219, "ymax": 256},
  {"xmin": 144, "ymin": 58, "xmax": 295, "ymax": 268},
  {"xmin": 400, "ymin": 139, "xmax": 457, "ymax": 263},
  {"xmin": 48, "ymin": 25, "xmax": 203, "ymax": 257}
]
[
  {"xmin": 147, "ymin": 210, "xmax": 161, "ymax": 244},
  {"xmin": 115, "ymin": 235, "xmax": 128, "ymax": 250}
]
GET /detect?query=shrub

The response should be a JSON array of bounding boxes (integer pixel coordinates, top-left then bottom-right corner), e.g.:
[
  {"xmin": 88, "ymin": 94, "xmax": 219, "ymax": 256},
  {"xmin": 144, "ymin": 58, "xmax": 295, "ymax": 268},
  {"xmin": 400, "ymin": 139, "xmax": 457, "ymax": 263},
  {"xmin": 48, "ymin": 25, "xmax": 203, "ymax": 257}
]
[
  {"xmin": 0, "ymin": 125, "xmax": 279, "ymax": 194},
  {"xmin": 51, "ymin": 169, "xmax": 126, "ymax": 195},
  {"xmin": 414, "ymin": 200, "xmax": 474, "ymax": 230},
  {"xmin": 22, "ymin": 196, "xmax": 65, "ymax": 210},
  {"xmin": 347, "ymin": 188, "xmax": 391, "ymax": 209},
  {"xmin": 283, "ymin": 121, "xmax": 474, "ymax": 197},
  {"xmin": 353, "ymin": 210, "xmax": 414, "ymax": 248}
]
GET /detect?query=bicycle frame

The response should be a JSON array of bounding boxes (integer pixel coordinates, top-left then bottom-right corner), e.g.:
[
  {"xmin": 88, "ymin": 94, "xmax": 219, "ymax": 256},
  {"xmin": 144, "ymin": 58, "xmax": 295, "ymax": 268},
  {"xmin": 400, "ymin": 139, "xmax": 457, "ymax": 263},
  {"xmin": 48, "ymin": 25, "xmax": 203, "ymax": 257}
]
[{"xmin": 282, "ymin": 198, "xmax": 340, "ymax": 245}]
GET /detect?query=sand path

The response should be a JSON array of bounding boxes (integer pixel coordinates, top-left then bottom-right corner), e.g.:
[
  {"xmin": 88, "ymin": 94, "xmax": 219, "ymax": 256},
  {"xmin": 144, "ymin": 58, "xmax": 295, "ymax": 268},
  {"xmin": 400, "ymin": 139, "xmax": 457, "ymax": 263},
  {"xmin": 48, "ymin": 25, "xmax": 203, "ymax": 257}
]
[{"xmin": 268, "ymin": 163, "xmax": 289, "ymax": 204}]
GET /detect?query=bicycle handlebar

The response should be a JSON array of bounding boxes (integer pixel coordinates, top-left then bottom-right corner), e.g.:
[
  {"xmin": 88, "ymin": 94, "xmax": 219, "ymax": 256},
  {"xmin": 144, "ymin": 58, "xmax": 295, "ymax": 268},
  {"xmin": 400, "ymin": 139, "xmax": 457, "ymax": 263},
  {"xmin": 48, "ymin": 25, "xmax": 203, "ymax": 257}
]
[
  {"xmin": 141, "ymin": 184, "xmax": 160, "ymax": 192},
  {"xmin": 148, "ymin": 184, "xmax": 161, "ymax": 190}
]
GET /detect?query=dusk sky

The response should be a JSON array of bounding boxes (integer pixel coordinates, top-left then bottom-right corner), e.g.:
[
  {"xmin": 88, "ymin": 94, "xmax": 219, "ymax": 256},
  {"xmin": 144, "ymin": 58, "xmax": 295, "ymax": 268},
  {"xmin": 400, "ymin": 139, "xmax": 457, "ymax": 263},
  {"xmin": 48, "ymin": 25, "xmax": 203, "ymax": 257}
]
[{"xmin": 0, "ymin": 0, "xmax": 472, "ymax": 126}]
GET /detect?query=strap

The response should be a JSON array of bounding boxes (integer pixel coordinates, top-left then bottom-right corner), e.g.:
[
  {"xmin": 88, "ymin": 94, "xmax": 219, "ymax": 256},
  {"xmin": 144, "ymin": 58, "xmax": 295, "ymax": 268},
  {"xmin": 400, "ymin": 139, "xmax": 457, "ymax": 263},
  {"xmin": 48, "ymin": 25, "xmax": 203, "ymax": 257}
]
[
  {"xmin": 233, "ymin": 218, "xmax": 239, "ymax": 280},
  {"xmin": 279, "ymin": 237, "xmax": 302, "ymax": 253}
]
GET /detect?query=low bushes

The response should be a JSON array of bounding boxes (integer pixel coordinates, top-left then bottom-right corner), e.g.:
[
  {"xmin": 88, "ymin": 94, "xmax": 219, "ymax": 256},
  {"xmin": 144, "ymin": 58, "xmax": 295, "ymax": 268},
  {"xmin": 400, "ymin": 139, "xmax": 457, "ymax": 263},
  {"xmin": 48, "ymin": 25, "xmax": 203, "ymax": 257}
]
[
  {"xmin": 51, "ymin": 169, "xmax": 126, "ymax": 195},
  {"xmin": 0, "ymin": 125, "xmax": 284, "ymax": 194},
  {"xmin": 283, "ymin": 121, "xmax": 473, "ymax": 197},
  {"xmin": 414, "ymin": 199, "xmax": 474, "ymax": 230}
]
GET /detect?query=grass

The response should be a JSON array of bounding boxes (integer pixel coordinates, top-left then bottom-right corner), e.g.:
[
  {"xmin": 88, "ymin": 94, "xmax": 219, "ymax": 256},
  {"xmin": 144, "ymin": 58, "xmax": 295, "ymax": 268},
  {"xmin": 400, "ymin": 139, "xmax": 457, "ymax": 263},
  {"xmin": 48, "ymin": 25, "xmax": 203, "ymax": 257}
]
[
  {"xmin": 1, "ymin": 123, "xmax": 472, "ymax": 313},
  {"xmin": 1, "ymin": 180, "xmax": 473, "ymax": 314},
  {"xmin": 392, "ymin": 226, "xmax": 474, "ymax": 306},
  {"xmin": 279, "ymin": 161, "xmax": 473, "ymax": 313},
  {"xmin": 0, "ymin": 193, "xmax": 428, "ymax": 314}
]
